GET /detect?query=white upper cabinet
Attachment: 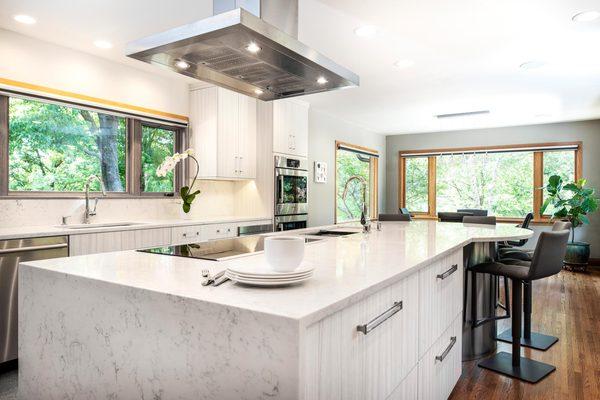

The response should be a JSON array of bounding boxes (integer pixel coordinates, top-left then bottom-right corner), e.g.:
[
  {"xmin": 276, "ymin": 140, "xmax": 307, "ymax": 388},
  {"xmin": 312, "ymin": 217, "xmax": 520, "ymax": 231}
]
[
  {"xmin": 273, "ymin": 99, "xmax": 309, "ymax": 157},
  {"xmin": 189, "ymin": 87, "xmax": 257, "ymax": 179}
]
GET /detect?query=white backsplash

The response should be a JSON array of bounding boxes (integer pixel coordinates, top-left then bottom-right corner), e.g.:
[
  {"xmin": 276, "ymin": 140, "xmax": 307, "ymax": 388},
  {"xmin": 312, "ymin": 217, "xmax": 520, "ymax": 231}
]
[{"xmin": 0, "ymin": 180, "xmax": 267, "ymax": 228}]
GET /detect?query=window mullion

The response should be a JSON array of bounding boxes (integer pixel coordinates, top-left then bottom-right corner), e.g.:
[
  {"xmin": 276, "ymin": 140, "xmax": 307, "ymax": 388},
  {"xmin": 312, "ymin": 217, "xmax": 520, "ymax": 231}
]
[
  {"xmin": 428, "ymin": 156, "xmax": 436, "ymax": 216},
  {"xmin": 129, "ymin": 119, "xmax": 142, "ymax": 196},
  {"xmin": 0, "ymin": 96, "xmax": 8, "ymax": 196},
  {"xmin": 533, "ymin": 151, "xmax": 543, "ymax": 220}
]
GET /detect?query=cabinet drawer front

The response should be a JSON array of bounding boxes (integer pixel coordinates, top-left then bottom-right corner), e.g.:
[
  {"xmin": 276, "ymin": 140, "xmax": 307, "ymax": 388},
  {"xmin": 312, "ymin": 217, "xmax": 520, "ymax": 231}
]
[
  {"xmin": 201, "ymin": 223, "xmax": 236, "ymax": 240},
  {"xmin": 387, "ymin": 365, "xmax": 418, "ymax": 400},
  {"xmin": 303, "ymin": 273, "xmax": 419, "ymax": 400},
  {"xmin": 418, "ymin": 314, "xmax": 462, "ymax": 400},
  {"xmin": 172, "ymin": 226, "xmax": 203, "ymax": 245},
  {"xmin": 418, "ymin": 250, "xmax": 463, "ymax": 357}
]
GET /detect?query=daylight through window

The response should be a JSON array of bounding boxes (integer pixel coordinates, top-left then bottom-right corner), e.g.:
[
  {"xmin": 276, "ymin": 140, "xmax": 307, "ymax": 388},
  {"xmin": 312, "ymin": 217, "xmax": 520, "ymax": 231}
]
[
  {"xmin": 399, "ymin": 143, "xmax": 581, "ymax": 220},
  {"xmin": 1, "ymin": 94, "xmax": 186, "ymax": 197}
]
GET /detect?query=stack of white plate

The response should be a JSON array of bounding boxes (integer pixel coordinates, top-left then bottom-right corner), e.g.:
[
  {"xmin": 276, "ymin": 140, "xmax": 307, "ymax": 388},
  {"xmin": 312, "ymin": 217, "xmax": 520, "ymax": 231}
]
[{"xmin": 225, "ymin": 264, "xmax": 314, "ymax": 287}]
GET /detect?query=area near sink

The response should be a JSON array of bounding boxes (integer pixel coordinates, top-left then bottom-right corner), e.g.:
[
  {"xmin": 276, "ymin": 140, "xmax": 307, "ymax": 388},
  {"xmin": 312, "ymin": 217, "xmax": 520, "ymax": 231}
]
[{"xmin": 56, "ymin": 222, "xmax": 147, "ymax": 229}]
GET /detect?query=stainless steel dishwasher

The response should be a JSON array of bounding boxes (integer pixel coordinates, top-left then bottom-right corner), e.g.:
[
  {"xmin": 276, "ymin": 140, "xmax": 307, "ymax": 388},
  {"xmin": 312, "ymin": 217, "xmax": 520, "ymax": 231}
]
[{"xmin": 0, "ymin": 236, "xmax": 68, "ymax": 364}]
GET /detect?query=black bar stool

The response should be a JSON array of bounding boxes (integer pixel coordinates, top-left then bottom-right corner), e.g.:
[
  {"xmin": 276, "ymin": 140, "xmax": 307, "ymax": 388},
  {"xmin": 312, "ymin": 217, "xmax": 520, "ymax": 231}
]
[
  {"xmin": 438, "ymin": 211, "xmax": 473, "ymax": 222},
  {"xmin": 378, "ymin": 213, "xmax": 411, "ymax": 221},
  {"xmin": 462, "ymin": 216, "xmax": 511, "ymax": 327},
  {"xmin": 496, "ymin": 221, "xmax": 571, "ymax": 351},
  {"xmin": 497, "ymin": 212, "xmax": 533, "ymax": 256},
  {"xmin": 470, "ymin": 229, "xmax": 570, "ymax": 383},
  {"xmin": 458, "ymin": 208, "xmax": 488, "ymax": 216}
]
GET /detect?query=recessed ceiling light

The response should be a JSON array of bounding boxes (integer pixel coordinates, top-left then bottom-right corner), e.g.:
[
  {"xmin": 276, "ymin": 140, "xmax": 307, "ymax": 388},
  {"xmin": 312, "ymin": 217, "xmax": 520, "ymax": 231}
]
[
  {"xmin": 175, "ymin": 60, "xmax": 190, "ymax": 69},
  {"xmin": 254, "ymin": 88, "xmax": 264, "ymax": 95},
  {"xmin": 317, "ymin": 76, "xmax": 328, "ymax": 85},
  {"xmin": 354, "ymin": 25, "xmax": 379, "ymax": 38},
  {"xmin": 572, "ymin": 11, "xmax": 600, "ymax": 22},
  {"xmin": 14, "ymin": 14, "xmax": 36, "ymax": 25},
  {"xmin": 93, "ymin": 40, "xmax": 113, "ymax": 49},
  {"xmin": 393, "ymin": 59, "xmax": 415, "ymax": 69},
  {"xmin": 246, "ymin": 42, "xmax": 261, "ymax": 53},
  {"xmin": 520, "ymin": 60, "xmax": 546, "ymax": 70}
]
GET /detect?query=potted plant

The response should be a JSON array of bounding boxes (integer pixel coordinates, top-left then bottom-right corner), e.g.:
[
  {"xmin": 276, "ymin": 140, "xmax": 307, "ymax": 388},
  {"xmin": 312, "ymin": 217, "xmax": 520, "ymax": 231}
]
[
  {"xmin": 157, "ymin": 148, "xmax": 200, "ymax": 215},
  {"xmin": 541, "ymin": 175, "xmax": 598, "ymax": 270}
]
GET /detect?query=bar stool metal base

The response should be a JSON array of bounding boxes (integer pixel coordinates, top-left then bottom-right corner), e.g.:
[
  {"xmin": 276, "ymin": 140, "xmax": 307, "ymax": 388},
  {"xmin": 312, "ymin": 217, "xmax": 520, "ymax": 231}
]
[
  {"xmin": 478, "ymin": 351, "xmax": 556, "ymax": 383},
  {"xmin": 496, "ymin": 329, "xmax": 559, "ymax": 351}
]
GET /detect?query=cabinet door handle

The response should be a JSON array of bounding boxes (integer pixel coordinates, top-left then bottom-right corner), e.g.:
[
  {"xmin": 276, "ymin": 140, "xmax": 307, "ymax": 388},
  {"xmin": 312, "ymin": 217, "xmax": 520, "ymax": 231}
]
[
  {"xmin": 435, "ymin": 336, "xmax": 457, "ymax": 362},
  {"xmin": 437, "ymin": 264, "xmax": 458, "ymax": 280},
  {"xmin": 182, "ymin": 233, "xmax": 187, "ymax": 237},
  {"xmin": 357, "ymin": 301, "xmax": 403, "ymax": 335}
]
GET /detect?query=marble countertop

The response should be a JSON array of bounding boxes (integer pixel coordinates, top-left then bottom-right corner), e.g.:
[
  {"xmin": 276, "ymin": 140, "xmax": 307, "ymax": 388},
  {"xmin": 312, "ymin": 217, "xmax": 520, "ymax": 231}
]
[
  {"xmin": 22, "ymin": 220, "xmax": 532, "ymax": 326},
  {"xmin": 0, "ymin": 215, "xmax": 272, "ymax": 240}
]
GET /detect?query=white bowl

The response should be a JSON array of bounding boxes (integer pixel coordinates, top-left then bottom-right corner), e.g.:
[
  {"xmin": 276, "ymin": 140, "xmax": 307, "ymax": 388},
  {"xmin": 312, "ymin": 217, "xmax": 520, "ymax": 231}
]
[{"xmin": 264, "ymin": 236, "xmax": 305, "ymax": 272}]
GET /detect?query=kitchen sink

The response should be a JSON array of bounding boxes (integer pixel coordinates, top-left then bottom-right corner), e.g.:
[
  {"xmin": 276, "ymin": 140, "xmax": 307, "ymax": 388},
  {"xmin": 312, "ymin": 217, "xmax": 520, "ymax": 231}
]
[{"xmin": 58, "ymin": 222, "xmax": 147, "ymax": 229}]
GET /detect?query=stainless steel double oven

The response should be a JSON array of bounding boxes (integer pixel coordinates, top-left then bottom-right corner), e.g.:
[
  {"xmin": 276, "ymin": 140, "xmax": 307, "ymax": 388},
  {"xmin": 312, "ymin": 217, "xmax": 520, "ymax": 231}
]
[{"xmin": 274, "ymin": 156, "xmax": 308, "ymax": 231}]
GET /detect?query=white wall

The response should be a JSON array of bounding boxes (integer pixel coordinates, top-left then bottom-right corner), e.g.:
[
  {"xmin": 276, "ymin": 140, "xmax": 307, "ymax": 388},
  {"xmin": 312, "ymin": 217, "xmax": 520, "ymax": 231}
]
[
  {"xmin": 0, "ymin": 29, "xmax": 188, "ymax": 117},
  {"xmin": 386, "ymin": 119, "xmax": 600, "ymax": 257},
  {"xmin": 308, "ymin": 109, "xmax": 386, "ymax": 227},
  {"xmin": 0, "ymin": 29, "xmax": 260, "ymax": 227}
]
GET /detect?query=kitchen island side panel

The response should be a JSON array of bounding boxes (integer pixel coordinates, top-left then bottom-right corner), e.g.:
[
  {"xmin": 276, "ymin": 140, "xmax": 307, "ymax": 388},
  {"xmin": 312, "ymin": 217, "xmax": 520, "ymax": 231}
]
[{"xmin": 18, "ymin": 266, "xmax": 300, "ymax": 400}]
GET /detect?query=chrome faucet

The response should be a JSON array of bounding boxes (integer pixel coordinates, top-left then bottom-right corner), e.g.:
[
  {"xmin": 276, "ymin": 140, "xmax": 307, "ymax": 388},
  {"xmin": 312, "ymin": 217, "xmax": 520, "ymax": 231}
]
[
  {"xmin": 84, "ymin": 175, "xmax": 107, "ymax": 224},
  {"xmin": 341, "ymin": 175, "xmax": 370, "ymax": 232}
]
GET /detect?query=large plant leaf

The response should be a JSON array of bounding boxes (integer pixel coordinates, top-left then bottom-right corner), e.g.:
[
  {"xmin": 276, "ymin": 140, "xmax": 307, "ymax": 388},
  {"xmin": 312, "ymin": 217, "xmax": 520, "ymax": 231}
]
[
  {"xmin": 548, "ymin": 175, "xmax": 562, "ymax": 189},
  {"xmin": 562, "ymin": 183, "xmax": 579, "ymax": 192},
  {"xmin": 540, "ymin": 197, "xmax": 552, "ymax": 214}
]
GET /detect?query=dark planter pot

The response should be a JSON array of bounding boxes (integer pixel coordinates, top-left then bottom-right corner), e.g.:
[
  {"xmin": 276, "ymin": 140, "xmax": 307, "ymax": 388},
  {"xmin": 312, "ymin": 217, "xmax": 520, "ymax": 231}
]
[{"xmin": 564, "ymin": 241, "xmax": 591, "ymax": 267}]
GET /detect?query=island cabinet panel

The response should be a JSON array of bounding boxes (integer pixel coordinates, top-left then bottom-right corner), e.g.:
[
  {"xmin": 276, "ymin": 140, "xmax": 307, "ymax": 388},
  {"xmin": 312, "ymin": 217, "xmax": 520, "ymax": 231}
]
[
  {"xmin": 418, "ymin": 249, "xmax": 463, "ymax": 357},
  {"xmin": 302, "ymin": 273, "xmax": 419, "ymax": 400},
  {"xmin": 200, "ymin": 223, "xmax": 237, "ymax": 240},
  {"xmin": 418, "ymin": 313, "xmax": 462, "ymax": 400},
  {"xmin": 171, "ymin": 225, "xmax": 204, "ymax": 245},
  {"xmin": 69, "ymin": 228, "xmax": 172, "ymax": 256},
  {"xmin": 386, "ymin": 365, "xmax": 418, "ymax": 400}
]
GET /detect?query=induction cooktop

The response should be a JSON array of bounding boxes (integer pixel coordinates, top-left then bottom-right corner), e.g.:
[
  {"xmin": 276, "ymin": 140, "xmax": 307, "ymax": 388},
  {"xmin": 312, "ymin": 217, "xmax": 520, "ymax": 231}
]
[{"xmin": 139, "ymin": 235, "xmax": 322, "ymax": 261}]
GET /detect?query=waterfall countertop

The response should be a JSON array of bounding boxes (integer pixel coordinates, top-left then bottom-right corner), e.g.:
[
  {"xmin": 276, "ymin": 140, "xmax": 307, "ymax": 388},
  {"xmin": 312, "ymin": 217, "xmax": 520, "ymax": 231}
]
[{"xmin": 21, "ymin": 220, "xmax": 531, "ymax": 326}]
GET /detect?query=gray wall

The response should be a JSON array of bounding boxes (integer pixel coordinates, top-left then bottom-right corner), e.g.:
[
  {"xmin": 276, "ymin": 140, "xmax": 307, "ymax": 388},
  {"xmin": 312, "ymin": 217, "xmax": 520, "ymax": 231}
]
[
  {"xmin": 386, "ymin": 119, "xmax": 600, "ymax": 257},
  {"xmin": 308, "ymin": 109, "xmax": 386, "ymax": 227}
]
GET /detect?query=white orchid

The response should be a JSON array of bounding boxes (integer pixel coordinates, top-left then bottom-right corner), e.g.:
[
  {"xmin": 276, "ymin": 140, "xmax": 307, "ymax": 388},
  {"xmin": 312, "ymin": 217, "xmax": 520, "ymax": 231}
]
[
  {"xmin": 155, "ymin": 149, "xmax": 201, "ymax": 214},
  {"xmin": 156, "ymin": 148, "xmax": 196, "ymax": 177}
]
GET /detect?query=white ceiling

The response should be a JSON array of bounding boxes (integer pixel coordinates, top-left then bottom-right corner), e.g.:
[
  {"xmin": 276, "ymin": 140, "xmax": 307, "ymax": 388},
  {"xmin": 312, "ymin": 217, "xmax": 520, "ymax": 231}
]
[{"xmin": 1, "ymin": 0, "xmax": 600, "ymax": 134}]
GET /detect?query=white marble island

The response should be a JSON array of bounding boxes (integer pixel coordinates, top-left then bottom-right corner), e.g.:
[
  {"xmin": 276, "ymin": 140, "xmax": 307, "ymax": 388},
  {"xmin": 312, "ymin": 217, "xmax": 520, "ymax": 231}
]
[{"xmin": 18, "ymin": 221, "xmax": 531, "ymax": 400}]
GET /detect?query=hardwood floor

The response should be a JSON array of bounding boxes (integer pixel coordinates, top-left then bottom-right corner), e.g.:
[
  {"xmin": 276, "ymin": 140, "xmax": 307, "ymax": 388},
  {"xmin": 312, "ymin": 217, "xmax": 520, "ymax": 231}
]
[{"xmin": 450, "ymin": 269, "xmax": 600, "ymax": 399}]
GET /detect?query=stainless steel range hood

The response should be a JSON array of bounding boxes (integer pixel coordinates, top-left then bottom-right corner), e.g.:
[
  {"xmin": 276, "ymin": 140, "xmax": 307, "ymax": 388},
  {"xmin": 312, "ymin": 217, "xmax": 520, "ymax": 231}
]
[{"xmin": 126, "ymin": 0, "xmax": 359, "ymax": 101}]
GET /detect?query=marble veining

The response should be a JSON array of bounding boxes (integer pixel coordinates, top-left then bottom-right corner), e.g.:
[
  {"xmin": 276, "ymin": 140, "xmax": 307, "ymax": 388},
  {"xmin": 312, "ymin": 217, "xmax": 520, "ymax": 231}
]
[
  {"xmin": 18, "ymin": 221, "xmax": 531, "ymax": 399},
  {"xmin": 22, "ymin": 221, "xmax": 531, "ymax": 326}
]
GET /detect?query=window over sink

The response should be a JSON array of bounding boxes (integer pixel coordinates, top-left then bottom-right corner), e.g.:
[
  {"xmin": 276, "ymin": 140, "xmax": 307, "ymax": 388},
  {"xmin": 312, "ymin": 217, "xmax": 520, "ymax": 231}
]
[{"xmin": 0, "ymin": 93, "xmax": 186, "ymax": 197}]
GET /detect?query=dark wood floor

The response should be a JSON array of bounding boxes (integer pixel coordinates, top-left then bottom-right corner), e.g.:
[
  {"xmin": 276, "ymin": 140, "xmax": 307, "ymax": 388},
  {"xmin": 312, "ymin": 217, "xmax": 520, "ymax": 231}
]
[{"xmin": 450, "ymin": 269, "xmax": 600, "ymax": 400}]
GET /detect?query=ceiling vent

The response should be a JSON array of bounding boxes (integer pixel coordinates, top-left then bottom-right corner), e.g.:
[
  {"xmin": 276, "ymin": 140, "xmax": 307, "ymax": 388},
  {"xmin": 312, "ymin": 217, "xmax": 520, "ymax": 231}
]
[{"xmin": 435, "ymin": 110, "xmax": 491, "ymax": 119}]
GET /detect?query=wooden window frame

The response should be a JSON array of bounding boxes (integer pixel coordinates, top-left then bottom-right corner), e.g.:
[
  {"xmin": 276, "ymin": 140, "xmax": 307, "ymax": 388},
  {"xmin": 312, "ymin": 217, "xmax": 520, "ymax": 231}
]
[
  {"xmin": 0, "ymin": 92, "xmax": 187, "ymax": 199},
  {"xmin": 334, "ymin": 140, "xmax": 379, "ymax": 223},
  {"xmin": 399, "ymin": 141, "xmax": 583, "ymax": 223}
]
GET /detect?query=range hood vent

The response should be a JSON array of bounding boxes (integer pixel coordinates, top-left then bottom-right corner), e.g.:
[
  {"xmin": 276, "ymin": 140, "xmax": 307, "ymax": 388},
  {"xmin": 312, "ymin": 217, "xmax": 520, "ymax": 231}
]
[{"xmin": 126, "ymin": 1, "xmax": 359, "ymax": 101}]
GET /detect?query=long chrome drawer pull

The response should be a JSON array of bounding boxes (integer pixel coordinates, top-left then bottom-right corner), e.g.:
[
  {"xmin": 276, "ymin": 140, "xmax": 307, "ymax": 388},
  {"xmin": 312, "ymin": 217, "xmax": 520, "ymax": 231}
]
[
  {"xmin": 0, "ymin": 243, "xmax": 68, "ymax": 255},
  {"xmin": 436, "ymin": 264, "xmax": 458, "ymax": 280},
  {"xmin": 356, "ymin": 301, "xmax": 403, "ymax": 335},
  {"xmin": 435, "ymin": 336, "xmax": 457, "ymax": 362}
]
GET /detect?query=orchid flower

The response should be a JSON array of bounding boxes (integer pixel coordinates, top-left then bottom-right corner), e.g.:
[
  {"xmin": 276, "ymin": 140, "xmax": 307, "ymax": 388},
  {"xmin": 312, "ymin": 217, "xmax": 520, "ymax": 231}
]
[{"xmin": 156, "ymin": 148, "xmax": 201, "ymax": 213}]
